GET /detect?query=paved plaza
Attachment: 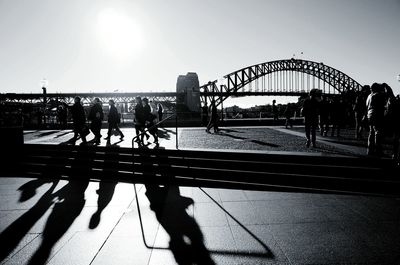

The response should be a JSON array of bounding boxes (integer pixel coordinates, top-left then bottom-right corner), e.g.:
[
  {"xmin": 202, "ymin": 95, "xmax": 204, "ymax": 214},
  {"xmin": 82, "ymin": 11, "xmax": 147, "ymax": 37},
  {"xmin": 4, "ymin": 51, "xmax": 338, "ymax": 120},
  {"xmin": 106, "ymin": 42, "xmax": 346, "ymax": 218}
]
[{"xmin": 1, "ymin": 126, "xmax": 399, "ymax": 264}]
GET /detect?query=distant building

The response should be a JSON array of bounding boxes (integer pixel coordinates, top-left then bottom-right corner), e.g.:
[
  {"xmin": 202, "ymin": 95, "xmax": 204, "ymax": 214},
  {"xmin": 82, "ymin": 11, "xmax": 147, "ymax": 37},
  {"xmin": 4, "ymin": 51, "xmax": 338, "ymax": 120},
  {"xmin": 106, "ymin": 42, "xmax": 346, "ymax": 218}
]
[{"xmin": 176, "ymin": 72, "xmax": 201, "ymax": 112}]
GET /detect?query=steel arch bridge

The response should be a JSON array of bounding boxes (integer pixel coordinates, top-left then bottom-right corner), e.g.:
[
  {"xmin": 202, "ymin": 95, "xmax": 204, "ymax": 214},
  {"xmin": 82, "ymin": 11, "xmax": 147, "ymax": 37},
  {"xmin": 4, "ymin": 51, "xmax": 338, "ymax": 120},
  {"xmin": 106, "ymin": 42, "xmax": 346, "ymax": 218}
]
[{"xmin": 200, "ymin": 58, "xmax": 363, "ymax": 107}]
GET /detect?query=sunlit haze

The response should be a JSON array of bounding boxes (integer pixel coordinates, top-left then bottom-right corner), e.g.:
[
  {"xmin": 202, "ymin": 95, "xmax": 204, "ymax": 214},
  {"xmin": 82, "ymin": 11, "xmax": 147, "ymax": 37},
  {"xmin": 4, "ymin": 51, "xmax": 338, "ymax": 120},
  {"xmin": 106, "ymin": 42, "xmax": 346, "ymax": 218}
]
[{"xmin": 0, "ymin": 0, "xmax": 399, "ymax": 107}]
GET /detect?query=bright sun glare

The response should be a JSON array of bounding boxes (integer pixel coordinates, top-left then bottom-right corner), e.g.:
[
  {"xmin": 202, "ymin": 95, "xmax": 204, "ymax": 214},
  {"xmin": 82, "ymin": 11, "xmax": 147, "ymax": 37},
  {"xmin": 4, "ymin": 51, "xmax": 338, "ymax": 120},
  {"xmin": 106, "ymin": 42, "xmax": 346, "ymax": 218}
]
[{"xmin": 96, "ymin": 8, "xmax": 143, "ymax": 60}]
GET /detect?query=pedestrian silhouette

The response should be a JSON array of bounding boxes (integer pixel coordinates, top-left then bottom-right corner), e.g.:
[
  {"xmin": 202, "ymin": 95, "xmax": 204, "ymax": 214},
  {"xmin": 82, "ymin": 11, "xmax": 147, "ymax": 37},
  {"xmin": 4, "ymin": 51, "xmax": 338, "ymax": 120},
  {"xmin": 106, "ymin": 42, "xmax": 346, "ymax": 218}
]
[
  {"xmin": 206, "ymin": 100, "xmax": 219, "ymax": 133},
  {"xmin": 104, "ymin": 99, "xmax": 124, "ymax": 144},
  {"xmin": 301, "ymin": 89, "xmax": 321, "ymax": 147},
  {"xmin": 88, "ymin": 98, "xmax": 103, "ymax": 145},
  {"xmin": 70, "ymin": 96, "xmax": 87, "ymax": 145},
  {"xmin": 366, "ymin": 83, "xmax": 386, "ymax": 156}
]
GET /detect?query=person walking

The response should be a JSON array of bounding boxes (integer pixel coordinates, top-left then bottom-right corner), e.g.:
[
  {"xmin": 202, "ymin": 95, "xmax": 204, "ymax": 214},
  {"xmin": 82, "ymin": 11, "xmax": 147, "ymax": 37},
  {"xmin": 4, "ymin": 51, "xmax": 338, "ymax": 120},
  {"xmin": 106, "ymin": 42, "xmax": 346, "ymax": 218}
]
[
  {"xmin": 70, "ymin": 96, "xmax": 87, "ymax": 145},
  {"xmin": 319, "ymin": 96, "xmax": 330, "ymax": 136},
  {"xmin": 283, "ymin": 103, "xmax": 294, "ymax": 129},
  {"xmin": 133, "ymin": 97, "xmax": 149, "ymax": 146},
  {"xmin": 206, "ymin": 100, "xmax": 219, "ymax": 133},
  {"xmin": 104, "ymin": 100, "xmax": 124, "ymax": 142},
  {"xmin": 301, "ymin": 89, "xmax": 321, "ymax": 147},
  {"xmin": 366, "ymin": 83, "xmax": 386, "ymax": 156},
  {"xmin": 88, "ymin": 98, "xmax": 104, "ymax": 145}
]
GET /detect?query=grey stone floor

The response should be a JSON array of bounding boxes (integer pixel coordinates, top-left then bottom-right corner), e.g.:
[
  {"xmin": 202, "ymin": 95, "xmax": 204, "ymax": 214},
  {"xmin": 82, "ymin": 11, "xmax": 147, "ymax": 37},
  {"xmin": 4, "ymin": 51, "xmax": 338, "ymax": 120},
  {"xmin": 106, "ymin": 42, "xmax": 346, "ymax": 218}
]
[{"xmin": 1, "ymin": 126, "xmax": 398, "ymax": 264}]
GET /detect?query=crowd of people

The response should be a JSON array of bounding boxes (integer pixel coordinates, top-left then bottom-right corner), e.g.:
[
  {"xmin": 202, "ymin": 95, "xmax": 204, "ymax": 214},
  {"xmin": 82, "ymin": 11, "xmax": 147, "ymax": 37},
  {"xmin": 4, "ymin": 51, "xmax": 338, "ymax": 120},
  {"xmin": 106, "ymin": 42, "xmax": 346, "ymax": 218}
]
[
  {"xmin": 69, "ymin": 96, "xmax": 162, "ymax": 147},
  {"xmin": 301, "ymin": 83, "xmax": 400, "ymax": 162}
]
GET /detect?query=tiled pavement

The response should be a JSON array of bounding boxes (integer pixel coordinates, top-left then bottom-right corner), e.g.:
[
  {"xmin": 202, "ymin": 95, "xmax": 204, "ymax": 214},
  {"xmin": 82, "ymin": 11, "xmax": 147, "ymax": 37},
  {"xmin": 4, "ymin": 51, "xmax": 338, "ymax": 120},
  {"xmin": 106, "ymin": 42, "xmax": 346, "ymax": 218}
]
[{"xmin": 1, "ymin": 126, "xmax": 399, "ymax": 264}]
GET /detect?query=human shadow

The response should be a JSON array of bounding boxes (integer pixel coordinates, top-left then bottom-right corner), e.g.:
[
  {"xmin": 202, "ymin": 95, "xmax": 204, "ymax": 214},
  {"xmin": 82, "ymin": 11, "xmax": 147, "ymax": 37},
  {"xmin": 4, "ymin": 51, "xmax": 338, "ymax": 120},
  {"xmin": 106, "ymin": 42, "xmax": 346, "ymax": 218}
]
[
  {"xmin": 161, "ymin": 128, "xmax": 176, "ymax": 135},
  {"xmin": 0, "ymin": 180, "xmax": 59, "ymax": 263},
  {"xmin": 89, "ymin": 148, "xmax": 118, "ymax": 229},
  {"xmin": 27, "ymin": 146, "xmax": 91, "ymax": 265},
  {"xmin": 144, "ymin": 184, "xmax": 215, "ymax": 265},
  {"xmin": 54, "ymin": 131, "xmax": 73, "ymax": 139},
  {"xmin": 37, "ymin": 130, "xmax": 61, "ymax": 138},
  {"xmin": 18, "ymin": 179, "xmax": 52, "ymax": 202},
  {"xmin": 157, "ymin": 128, "xmax": 171, "ymax": 140},
  {"xmin": 218, "ymin": 132, "xmax": 280, "ymax": 148}
]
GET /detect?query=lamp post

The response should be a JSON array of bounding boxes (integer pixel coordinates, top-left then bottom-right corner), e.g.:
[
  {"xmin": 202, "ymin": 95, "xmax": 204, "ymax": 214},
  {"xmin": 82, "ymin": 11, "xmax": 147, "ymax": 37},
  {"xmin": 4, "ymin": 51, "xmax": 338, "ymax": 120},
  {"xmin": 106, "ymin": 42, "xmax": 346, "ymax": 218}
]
[{"xmin": 40, "ymin": 78, "xmax": 48, "ymax": 126}]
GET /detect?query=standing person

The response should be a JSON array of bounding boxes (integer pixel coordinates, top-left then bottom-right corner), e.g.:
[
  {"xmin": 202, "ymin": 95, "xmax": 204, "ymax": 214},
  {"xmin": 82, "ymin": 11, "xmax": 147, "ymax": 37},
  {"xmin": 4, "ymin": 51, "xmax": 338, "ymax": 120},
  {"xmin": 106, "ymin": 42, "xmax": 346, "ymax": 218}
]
[
  {"xmin": 272, "ymin": 99, "xmax": 279, "ymax": 123},
  {"xmin": 157, "ymin": 103, "xmax": 163, "ymax": 122},
  {"xmin": 88, "ymin": 98, "xmax": 104, "ymax": 145},
  {"xmin": 70, "ymin": 96, "xmax": 87, "ymax": 145},
  {"xmin": 330, "ymin": 96, "xmax": 345, "ymax": 137},
  {"xmin": 206, "ymin": 100, "xmax": 219, "ymax": 133},
  {"xmin": 144, "ymin": 98, "xmax": 159, "ymax": 146},
  {"xmin": 301, "ymin": 89, "xmax": 321, "ymax": 147},
  {"xmin": 104, "ymin": 100, "xmax": 124, "ymax": 142},
  {"xmin": 366, "ymin": 83, "xmax": 386, "ymax": 156},
  {"xmin": 354, "ymin": 85, "xmax": 370, "ymax": 139}
]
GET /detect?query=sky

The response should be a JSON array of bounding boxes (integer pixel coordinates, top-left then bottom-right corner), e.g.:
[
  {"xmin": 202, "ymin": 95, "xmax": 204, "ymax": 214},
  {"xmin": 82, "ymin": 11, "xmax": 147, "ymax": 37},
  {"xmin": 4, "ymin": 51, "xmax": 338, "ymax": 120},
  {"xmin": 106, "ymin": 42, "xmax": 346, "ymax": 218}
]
[{"xmin": 0, "ymin": 0, "xmax": 399, "ymax": 107}]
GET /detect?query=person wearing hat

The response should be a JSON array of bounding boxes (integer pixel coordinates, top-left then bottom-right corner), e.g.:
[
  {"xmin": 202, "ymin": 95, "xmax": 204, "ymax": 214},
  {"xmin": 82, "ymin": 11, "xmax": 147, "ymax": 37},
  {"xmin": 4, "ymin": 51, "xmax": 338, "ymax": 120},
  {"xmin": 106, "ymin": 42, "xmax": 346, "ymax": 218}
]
[
  {"xmin": 105, "ymin": 99, "xmax": 124, "ymax": 142},
  {"xmin": 301, "ymin": 89, "xmax": 321, "ymax": 147}
]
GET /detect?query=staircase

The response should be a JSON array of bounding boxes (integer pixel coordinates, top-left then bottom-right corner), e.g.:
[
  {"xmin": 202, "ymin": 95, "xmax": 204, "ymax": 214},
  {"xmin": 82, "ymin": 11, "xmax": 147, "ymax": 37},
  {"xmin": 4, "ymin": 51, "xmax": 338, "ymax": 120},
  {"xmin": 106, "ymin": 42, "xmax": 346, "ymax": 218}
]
[{"xmin": 3, "ymin": 144, "xmax": 399, "ymax": 197}]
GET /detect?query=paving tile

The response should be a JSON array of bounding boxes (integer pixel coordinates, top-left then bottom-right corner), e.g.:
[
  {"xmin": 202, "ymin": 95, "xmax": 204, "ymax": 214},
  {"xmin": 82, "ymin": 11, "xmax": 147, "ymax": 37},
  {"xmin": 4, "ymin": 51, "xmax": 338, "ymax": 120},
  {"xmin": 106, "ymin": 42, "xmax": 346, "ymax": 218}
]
[
  {"xmin": 194, "ymin": 202, "xmax": 229, "ymax": 227},
  {"xmin": 268, "ymin": 221, "xmax": 380, "ymax": 264},
  {"xmin": 218, "ymin": 189, "xmax": 248, "ymax": 202},
  {"xmin": 192, "ymin": 188, "xmax": 222, "ymax": 203},
  {"xmin": 91, "ymin": 235, "xmax": 153, "ymax": 265},
  {"xmin": 222, "ymin": 201, "xmax": 260, "ymax": 226},
  {"xmin": 229, "ymin": 225, "xmax": 289, "ymax": 264}
]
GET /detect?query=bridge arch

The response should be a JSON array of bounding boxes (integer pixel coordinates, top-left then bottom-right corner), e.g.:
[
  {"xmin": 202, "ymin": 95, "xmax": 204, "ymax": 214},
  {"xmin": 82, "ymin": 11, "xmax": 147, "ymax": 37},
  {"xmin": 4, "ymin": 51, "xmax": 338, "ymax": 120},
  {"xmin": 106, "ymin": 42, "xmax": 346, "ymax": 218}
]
[{"xmin": 200, "ymin": 59, "xmax": 363, "ymax": 107}]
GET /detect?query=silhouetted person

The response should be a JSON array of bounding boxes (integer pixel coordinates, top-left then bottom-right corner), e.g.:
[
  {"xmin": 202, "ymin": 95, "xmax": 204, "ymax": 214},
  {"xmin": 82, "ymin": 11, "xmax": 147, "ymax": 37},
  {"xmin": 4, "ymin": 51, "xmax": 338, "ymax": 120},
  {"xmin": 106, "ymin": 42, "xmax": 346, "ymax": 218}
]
[
  {"xmin": 382, "ymin": 84, "xmax": 400, "ymax": 162},
  {"xmin": 143, "ymin": 98, "xmax": 158, "ymax": 145},
  {"xmin": 70, "ymin": 96, "xmax": 87, "ymax": 145},
  {"xmin": 57, "ymin": 104, "xmax": 68, "ymax": 129},
  {"xmin": 272, "ymin": 99, "xmax": 279, "ymax": 123},
  {"xmin": 206, "ymin": 100, "xmax": 219, "ymax": 133},
  {"xmin": 133, "ymin": 97, "xmax": 149, "ymax": 146},
  {"xmin": 283, "ymin": 103, "xmax": 294, "ymax": 129},
  {"xmin": 157, "ymin": 103, "xmax": 163, "ymax": 122},
  {"xmin": 330, "ymin": 96, "xmax": 345, "ymax": 137},
  {"xmin": 105, "ymin": 99, "xmax": 124, "ymax": 142},
  {"xmin": 354, "ymin": 85, "xmax": 370, "ymax": 139},
  {"xmin": 302, "ymin": 89, "xmax": 321, "ymax": 147},
  {"xmin": 88, "ymin": 98, "xmax": 103, "ymax": 145},
  {"xmin": 318, "ymin": 95, "xmax": 330, "ymax": 136},
  {"xmin": 366, "ymin": 83, "xmax": 386, "ymax": 156}
]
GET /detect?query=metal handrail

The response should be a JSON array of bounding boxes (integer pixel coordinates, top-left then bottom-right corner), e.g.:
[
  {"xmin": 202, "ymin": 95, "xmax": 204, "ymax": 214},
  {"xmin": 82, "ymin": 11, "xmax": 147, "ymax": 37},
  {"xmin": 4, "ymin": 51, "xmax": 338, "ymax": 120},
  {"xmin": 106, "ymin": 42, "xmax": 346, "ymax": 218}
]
[{"xmin": 131, "ymin": 113, "xmax": 176, "ymax": 148}]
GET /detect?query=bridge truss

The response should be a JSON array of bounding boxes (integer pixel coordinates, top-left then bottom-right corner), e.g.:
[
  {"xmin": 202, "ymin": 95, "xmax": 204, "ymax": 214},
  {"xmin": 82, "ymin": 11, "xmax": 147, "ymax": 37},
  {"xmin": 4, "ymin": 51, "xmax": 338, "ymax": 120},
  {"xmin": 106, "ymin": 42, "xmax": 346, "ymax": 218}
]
[
  {"xmin": 200, "ymin": 59, "xmax": 363, "ymax": 107},
  {"xmin": 0, "ymin": 92, "xmax": 177, "ymax": 107}
]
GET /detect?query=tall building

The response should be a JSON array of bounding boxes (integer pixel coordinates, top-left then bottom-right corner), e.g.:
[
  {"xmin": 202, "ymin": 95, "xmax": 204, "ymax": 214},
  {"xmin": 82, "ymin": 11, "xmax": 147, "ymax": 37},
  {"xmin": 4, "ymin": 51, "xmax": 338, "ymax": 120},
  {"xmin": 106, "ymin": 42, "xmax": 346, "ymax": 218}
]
[{"xmin": 176, "ymin": 72, "xmax": 201, "ymax": 112}]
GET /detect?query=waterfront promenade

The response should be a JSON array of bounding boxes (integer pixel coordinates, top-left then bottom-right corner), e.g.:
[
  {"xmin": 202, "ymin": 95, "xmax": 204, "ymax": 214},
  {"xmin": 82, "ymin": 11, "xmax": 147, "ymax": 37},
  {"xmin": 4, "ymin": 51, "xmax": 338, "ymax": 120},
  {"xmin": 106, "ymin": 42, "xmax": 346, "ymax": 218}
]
[{"xmin": 1, "ymin": 126, "xmax": 399, "ymax": 264}]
